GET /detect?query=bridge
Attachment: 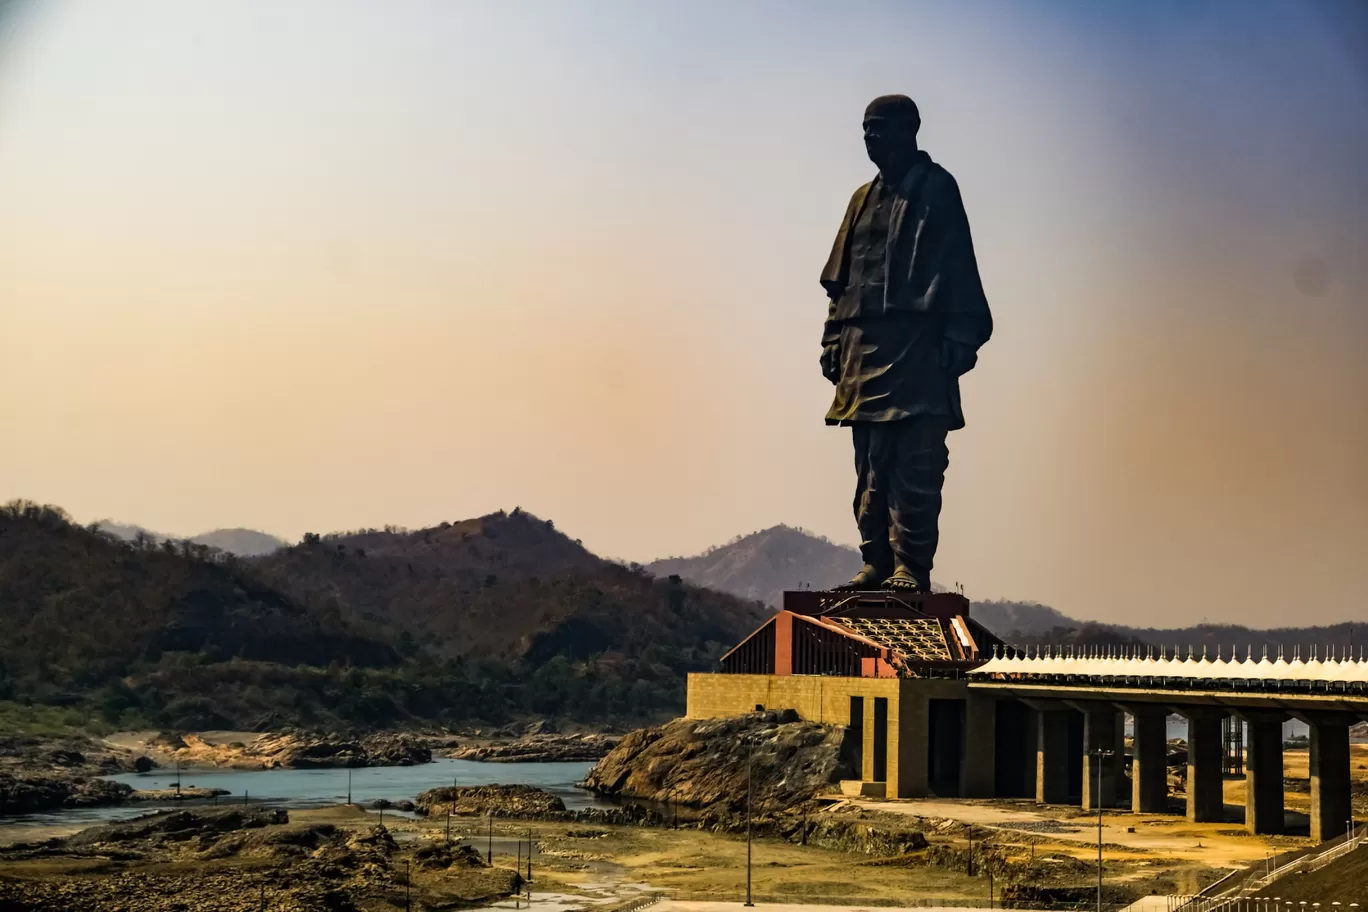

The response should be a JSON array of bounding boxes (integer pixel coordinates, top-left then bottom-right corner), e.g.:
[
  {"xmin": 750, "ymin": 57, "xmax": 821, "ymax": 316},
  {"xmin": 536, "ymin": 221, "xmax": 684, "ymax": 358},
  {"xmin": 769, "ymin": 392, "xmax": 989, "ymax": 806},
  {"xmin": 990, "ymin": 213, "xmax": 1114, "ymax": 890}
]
[{"xmin": 969, "ymin": 647, "xmax": 1368, "ymax": 843}]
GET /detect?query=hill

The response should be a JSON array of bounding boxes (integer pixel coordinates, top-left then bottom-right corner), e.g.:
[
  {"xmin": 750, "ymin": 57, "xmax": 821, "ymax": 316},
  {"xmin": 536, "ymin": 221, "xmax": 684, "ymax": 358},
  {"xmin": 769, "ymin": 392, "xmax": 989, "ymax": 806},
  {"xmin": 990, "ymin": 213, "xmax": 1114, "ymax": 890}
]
[
  {"xmin": 647, "ymin": 525, "xmax": 865, "ymax": 607},
  {"xmin": 972, "ymin": 600, "xmax": 1077, "ymax": 638},
  {"xmin": 1, "ymin": 501, "xmax": 769, "ymax": 732},
  {"xmin": 191, "ymin": 528, "xmax": 288, "ymax": 556},
  {"xmin": 93, "ymin": 521, "xmax": 288, "ymax": 556},
  {"xmin": 254, "ymin": 509, "xmax": 770, "ymax": 711}
]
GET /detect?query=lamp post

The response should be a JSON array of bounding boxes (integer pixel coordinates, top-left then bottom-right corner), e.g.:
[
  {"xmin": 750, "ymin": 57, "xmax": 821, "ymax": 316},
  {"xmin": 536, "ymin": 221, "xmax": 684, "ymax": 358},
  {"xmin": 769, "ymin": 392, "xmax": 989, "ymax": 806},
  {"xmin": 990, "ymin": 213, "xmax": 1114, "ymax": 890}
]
[
  {"xmin": 744, "ymin": 737, "xmax": 754, "ymax": 908},
  {"xmin": 1090, "ymin": 747, "xmax": 1115, "ymax": 912}
]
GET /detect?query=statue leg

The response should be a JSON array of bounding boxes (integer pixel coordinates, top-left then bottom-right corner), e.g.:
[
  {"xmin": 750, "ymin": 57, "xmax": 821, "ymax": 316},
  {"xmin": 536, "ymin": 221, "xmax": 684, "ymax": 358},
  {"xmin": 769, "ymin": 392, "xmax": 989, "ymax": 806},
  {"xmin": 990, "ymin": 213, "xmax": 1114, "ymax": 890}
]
[
  {"xmin": 836, "ymin": 422, "xmax": 894, "ymax": 590},
  {"xmin": 883, "ymin": 420, "xmax": 948, "ymax": 592}
]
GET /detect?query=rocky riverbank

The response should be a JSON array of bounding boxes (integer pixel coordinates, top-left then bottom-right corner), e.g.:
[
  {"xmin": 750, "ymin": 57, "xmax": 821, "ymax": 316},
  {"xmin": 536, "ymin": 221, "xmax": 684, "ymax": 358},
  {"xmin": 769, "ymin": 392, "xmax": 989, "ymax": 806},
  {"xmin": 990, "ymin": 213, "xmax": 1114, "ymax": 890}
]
[
  {"xmin": 133, "ymin": 729, "xmax": 433, "ymax": 770},
  {"xmin": 0, "ymin": 806, "xmax": 521, "ymax": 911},
  {"xmin": 0, "ymin": 773, "xmax": 134, "ymax": 814},
  {"xmin": 0, "ymin": 733, "xmax": 149, "ymax": 778},
  {"xmin": 447, "ymin": 732, "xmax": 619, "ymax": 762}
]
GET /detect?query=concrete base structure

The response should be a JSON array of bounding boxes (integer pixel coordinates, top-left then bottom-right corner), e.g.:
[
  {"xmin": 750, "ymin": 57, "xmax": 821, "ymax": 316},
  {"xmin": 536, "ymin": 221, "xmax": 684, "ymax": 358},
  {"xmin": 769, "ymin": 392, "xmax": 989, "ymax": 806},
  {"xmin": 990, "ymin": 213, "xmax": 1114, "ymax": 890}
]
[
  {"xmin": 1130, "ymin": 710, "xmax": 1169, "ymax": 814},
  {"xmin": 1243, "ymin": 716, "xmax": 1285, "ymax": 835},
  {"xmin": 688, "ymin": 673, "xmax": 976, "ymax": 800},
  {"xmin": 961, "ymin": 693, "xmax": 996, "ymax": 798},
  {"xmin": 1309, "ymin": 719, "xmax": 1352, "ymax": 844},
  {"xmin": 1184, "ymin": 711, "xmax": 1225, "ymax": 823}
]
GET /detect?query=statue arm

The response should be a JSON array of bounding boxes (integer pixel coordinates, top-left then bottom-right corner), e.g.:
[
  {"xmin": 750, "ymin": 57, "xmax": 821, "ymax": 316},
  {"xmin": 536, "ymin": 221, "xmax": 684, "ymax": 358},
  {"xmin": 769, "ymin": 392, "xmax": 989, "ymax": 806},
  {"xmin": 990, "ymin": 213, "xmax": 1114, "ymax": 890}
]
[{"xmin": 937, "ymin": 180, "xmax": 993, "ymax": 355}]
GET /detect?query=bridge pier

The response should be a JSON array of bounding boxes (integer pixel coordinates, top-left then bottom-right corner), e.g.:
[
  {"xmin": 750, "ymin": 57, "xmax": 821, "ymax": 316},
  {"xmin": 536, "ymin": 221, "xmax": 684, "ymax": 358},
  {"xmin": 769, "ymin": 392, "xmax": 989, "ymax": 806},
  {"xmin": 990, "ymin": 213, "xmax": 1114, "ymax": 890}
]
[
  {"xmin": 1035, "ymin": 708, "xmax": 1080, "ymax": 805},
  {"xmin": 1182, "ymin": 709, "xmax": 1226, "ymax": 823},
  {"xmin": 1239, "ymin": 713, "xmax": 1285, "ymax": 835},
  {"xmin": 1072, "ymin": 703, "xmax": 1121, "ymax": 810},
  {"xmin": 1306, "ymin": 715, "xmax": 1352, "ymax": 844},
  {"xmin": 1129, "ymin": 708, "xmax": 1169, "ymax": 814}
]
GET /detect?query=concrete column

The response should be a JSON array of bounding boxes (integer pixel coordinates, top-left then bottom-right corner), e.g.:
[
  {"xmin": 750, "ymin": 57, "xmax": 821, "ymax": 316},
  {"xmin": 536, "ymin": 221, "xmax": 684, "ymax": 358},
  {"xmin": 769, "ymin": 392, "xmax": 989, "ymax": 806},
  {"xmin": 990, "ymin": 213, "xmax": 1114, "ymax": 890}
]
[
  {"xmin": 1184, "ymin": 711, "xmax": 1225, "ymax": 823},
  {"xmin": 1081, "ymin": 707, "xmax": 1120, "ymax": 811},
  {"xmin": 1310, "ymin": 719, "xmax": 1352, "ymax": 844},
  {"xmin": 1037, "ymin": 710, "xmax": 1072, "ymax": 804},
  {"xmin": 1114, "ymin": 713, "xmax": 1130, "ymax": 797},
  {"xmin": 1131, "ymin": 709, "xmax": 1169, "ymax": 814},
  {"xmin": 961, "ymin": 694, "xmax": 996, "ymax": 798},
  {"xmin": 893, "ymin": 687, "xmax": 928, "ymax": 798},
  {"xmin": 1021, "ymin": 705, "xmax": 1039, "ymax": 798},
  {"xmin": 1244, "ymin": 718, "xmax": 1285, "ymax": 835},
  {"xmin": 862, "ymin": 697, "xmax": 877, "ymax": 782}
]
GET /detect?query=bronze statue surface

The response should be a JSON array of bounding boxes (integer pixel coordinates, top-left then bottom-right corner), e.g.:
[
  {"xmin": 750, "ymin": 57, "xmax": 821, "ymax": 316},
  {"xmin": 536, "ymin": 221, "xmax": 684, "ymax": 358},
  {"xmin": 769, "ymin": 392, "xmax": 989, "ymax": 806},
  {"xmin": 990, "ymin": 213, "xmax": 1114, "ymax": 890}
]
[{"xmin": 819, "ymin": 95, "xmax": 992, "ymax": 592}]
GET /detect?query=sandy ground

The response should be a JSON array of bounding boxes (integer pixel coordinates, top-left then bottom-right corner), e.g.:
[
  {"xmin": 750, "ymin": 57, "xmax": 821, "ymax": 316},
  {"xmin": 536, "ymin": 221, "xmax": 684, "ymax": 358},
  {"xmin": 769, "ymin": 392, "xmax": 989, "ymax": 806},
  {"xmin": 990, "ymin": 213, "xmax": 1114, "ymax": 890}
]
[{"xmin": 854, "ymin": 797, "xmax": 1281, "ymax": 869}]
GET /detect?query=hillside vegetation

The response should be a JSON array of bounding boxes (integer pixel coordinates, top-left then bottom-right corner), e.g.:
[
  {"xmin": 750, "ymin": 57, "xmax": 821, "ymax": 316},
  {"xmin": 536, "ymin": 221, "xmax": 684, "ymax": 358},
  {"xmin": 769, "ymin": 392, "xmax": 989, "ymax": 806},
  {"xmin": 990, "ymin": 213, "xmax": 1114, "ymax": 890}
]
[{"xmin": 0, "ymin": 502, "xmax": 767, "ymax": 732}]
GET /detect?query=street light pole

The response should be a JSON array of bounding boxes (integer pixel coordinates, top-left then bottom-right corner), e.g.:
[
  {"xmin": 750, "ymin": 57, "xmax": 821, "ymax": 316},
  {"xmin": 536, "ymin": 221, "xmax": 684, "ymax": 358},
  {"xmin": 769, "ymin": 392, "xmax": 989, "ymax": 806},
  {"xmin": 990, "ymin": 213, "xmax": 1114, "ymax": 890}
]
[
  {"xmin": 744, "ymin": 738, "xmax": 754, "ymax": 908},
  {"xmin": 1090, "ymin": 747, "xmax": 1114, "ymax": 912}
]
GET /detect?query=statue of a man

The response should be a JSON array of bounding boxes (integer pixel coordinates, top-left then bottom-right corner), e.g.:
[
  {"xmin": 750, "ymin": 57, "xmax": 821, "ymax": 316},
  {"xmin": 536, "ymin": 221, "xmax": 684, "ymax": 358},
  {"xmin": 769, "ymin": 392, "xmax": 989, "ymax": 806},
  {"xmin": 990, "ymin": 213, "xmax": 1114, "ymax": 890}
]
[{"xmin": 819, "ymin": 95, "xmax": 992, "ymax": 592}]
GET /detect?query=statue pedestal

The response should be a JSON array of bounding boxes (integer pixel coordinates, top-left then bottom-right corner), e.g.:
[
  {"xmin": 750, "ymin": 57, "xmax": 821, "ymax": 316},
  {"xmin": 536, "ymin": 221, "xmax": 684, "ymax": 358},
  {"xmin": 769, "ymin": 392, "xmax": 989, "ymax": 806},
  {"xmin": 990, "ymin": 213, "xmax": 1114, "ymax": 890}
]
[{"xmin": 781, "ymin": 589, "xmax": 970, "ymax": 620}]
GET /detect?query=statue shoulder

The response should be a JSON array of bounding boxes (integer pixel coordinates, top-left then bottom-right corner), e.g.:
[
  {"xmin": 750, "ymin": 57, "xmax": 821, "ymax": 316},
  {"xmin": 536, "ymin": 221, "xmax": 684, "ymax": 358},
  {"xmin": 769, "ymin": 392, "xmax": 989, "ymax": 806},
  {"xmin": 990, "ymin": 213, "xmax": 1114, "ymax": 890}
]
[
  {"xmin": 921, "ymin": 161, "xmax": 962, "ymax": 200},
  {"xmin": 847, "ymin": 181, "xmax": 874, "ymax": 208}
]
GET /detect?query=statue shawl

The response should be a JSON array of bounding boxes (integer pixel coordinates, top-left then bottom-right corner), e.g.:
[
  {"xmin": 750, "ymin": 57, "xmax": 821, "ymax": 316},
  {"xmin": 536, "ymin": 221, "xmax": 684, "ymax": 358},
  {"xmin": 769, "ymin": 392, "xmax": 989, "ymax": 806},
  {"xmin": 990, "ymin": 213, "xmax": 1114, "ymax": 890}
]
[{"xmin": 819, "ymin": 152, "xmax": 993, "ymax": 352}]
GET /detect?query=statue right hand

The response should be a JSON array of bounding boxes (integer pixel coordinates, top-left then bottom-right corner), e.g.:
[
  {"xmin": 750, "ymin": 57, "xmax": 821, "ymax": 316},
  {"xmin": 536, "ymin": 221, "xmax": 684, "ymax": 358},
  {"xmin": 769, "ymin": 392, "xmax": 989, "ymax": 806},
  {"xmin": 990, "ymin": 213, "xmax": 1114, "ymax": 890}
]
[{"xmin": 820, "ymin": 342, "xmax": 841, "ymax": 384}]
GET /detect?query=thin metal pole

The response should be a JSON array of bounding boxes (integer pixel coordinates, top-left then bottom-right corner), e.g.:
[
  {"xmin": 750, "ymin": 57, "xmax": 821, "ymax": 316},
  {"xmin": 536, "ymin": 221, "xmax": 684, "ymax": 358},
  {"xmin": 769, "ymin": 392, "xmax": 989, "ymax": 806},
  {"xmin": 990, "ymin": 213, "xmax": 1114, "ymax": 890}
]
[
  {"xmin": 487, "ymin": 817, "xmax": 493, "ymax": 865},
  {"xmin": 347, "ymin": 768, "xmax": 352, "ymax": 805},
  {"xmin": 446, "ymin": 807, "xmax": 451, "ymax": 843},
  {"xmin": 745, "ymin": 739, "xmax": 754, "ymax": 907},
  {"xmin": 527, "ymin": 827, "xmax": 533, "ymax": 882},
  {"xmin": 1096, "ymin": 749, "xmax": 1105, "ymax": 912}
]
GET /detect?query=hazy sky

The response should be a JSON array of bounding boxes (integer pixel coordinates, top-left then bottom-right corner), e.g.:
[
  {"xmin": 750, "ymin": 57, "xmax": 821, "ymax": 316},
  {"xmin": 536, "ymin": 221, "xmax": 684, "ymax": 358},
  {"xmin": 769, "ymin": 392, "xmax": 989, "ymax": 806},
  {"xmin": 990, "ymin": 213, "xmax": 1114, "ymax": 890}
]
[{"xmin": 1, "ymin": 1, "xmax": 1365, "ymax": 627}]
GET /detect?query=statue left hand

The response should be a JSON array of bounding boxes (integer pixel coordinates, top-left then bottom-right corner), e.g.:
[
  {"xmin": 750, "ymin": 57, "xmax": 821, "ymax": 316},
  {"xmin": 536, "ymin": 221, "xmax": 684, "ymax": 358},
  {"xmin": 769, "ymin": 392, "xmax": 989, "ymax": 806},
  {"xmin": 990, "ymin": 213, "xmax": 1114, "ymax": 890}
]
[{"xmin": 941, "ymin": 338, "xmax": 977, "ymax": 377}]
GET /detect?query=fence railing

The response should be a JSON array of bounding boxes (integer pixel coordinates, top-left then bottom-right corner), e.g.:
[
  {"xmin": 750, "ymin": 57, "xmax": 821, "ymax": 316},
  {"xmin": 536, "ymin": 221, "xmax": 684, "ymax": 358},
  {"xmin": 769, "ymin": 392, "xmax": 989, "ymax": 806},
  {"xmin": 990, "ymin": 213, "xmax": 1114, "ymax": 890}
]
[{"xmin": 659, "ymin": 892, "xmax": 1129, "ymax": 910}]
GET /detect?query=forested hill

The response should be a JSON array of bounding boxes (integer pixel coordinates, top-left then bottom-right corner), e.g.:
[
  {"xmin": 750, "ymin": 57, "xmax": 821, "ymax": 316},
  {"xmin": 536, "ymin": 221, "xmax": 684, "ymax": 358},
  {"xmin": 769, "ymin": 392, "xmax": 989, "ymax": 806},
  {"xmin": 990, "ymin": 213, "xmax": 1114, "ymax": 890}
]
[
  {"xmin": 254, "ymin": 507, "xmax": 769, "ymax": 682},
  {"xmin": 0, "ymin": 502, "xmax": 768, "ymax": 732}
]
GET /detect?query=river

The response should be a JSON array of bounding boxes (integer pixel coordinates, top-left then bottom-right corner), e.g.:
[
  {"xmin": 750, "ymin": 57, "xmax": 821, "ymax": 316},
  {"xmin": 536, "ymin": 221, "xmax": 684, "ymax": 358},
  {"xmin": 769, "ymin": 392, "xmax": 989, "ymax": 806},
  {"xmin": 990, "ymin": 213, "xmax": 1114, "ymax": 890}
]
[{"xmin": 0, "ymin": 758, "xmax": 600, "ymax": 836}]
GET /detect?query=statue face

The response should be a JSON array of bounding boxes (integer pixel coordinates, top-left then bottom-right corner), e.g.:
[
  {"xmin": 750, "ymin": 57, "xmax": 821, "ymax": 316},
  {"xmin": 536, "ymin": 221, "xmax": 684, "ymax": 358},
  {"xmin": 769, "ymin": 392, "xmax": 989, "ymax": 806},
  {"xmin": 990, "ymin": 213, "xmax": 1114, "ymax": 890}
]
[{"xmin": 863, "ymin": 113, "xmax": 915, "ymax": 171}]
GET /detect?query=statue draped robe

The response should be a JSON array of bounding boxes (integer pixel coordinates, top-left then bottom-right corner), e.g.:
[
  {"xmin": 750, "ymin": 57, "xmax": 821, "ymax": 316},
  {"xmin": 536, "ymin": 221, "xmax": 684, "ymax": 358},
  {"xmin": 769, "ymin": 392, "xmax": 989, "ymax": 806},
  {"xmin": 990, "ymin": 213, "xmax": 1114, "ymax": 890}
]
[{"xmin": 819, "ymin": 150, "xmax": 992, "ymax": 429}]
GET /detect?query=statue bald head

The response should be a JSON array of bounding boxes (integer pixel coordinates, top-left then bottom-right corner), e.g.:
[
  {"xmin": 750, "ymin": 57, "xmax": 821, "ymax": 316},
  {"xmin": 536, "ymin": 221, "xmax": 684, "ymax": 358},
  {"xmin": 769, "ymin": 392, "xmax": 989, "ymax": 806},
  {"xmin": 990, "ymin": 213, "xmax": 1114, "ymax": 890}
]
[{"xmin": 862, "ymin": 94, "xmax": 920, "ymax": 177}]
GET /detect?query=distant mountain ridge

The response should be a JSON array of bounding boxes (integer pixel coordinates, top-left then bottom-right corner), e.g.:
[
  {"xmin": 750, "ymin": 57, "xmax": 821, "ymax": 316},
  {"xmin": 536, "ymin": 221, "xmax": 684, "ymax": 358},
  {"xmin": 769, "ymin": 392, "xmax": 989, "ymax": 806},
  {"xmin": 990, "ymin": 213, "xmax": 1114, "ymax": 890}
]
[
  {"xmin": 647, "ymin": 525, "xmax": 864, "ymax": 608},
  {"xmin": 647, "ymin": 525, "xmax": 1364, "ymax": 654},
  {"xmin": 93, "ymin": 521, "xmax": 288, "ymax": 556}
]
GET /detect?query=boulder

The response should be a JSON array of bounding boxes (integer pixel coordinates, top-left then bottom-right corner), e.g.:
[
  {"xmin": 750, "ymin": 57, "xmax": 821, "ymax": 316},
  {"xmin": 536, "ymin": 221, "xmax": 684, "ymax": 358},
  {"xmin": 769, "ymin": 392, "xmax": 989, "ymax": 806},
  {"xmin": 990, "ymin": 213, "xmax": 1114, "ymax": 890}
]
[
  {"xmin": 415, "ymin": 785, "xmax": 567, "ymax": 819},
  {"xmin": 581, "ymin": 710, "xmax": 850, "ymax": 813}
]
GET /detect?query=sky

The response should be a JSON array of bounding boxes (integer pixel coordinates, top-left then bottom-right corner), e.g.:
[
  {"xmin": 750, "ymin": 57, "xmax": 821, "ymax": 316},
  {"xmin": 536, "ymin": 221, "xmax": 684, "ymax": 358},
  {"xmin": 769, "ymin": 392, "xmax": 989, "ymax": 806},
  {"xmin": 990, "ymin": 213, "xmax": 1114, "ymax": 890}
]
[{"xmin": 1, "ymin": 1, "xmax": 1365, "ymax": 628}]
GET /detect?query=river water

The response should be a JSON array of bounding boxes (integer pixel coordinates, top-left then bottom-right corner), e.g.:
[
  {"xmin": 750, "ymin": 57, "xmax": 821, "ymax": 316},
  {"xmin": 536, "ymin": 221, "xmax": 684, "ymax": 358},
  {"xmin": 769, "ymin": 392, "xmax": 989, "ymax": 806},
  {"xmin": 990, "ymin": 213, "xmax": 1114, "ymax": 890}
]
[{"xmin": 0, "ymin": 758, "xmax": 600, "ymax": 836}]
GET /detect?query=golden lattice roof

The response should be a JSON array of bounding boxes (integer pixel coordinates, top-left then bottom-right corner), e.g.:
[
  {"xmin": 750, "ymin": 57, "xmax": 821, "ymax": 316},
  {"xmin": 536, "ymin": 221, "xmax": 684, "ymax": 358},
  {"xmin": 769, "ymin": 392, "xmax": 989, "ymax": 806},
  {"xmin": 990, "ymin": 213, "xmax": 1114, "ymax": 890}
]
[{"xmin": 838, "ymin": 617, "xmax": 952, "ymax": 663}]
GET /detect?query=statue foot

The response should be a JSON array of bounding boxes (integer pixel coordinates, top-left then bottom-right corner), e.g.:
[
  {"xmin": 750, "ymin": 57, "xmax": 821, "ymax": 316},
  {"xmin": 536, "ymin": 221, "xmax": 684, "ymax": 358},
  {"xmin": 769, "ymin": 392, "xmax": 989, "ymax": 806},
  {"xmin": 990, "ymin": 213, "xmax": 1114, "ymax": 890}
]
[
  {"xmin": 834, "ymin": 564, "xmax": 890, "ymax": 591},
  {"xmin": 881, "ymin": 569, "xmax": 921, "ymax": 592}
]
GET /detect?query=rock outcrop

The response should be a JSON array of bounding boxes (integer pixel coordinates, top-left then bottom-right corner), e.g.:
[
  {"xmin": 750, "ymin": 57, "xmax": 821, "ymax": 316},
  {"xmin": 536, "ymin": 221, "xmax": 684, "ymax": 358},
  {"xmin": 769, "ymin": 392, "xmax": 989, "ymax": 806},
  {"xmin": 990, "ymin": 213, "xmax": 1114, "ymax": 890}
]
[
  {"xmin": 0, "ymin": 773, "xmax": 134, "ymax": 814},
  {"xmin": 148, "ymin": 731, "xmax": 432, "ymax": 769},
  {"xmin": 415, "ymin": 784, "xmax": 568, "ymax": 818},
  {"xmin": 0, "ymin": 808, "xmax": 521, "ymax": 910},
  {"xmin": 448, "ymin": 733, "xmax": 619, "ymax": 763},
  {"xmin": 581, "ymin": 710, "xmax": 851, "ymax": 813}
]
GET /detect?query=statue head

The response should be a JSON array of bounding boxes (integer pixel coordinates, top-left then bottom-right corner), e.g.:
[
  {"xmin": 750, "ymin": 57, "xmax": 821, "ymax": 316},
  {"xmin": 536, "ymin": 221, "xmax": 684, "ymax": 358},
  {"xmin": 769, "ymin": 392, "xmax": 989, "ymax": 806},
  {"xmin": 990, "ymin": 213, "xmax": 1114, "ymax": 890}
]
[{"xmin": 863, "ymin": 94, "xmax": 920, "ymax": 175}]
